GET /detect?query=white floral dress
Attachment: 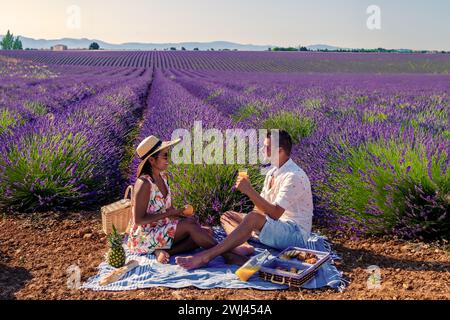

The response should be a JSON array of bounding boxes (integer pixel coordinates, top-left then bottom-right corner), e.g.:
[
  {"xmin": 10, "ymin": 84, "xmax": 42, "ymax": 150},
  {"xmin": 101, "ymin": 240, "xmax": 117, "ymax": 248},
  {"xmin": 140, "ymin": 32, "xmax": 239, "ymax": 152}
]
[{"xmin": 127, "ymin": 174, "xmax": 179, "ymax": 255}]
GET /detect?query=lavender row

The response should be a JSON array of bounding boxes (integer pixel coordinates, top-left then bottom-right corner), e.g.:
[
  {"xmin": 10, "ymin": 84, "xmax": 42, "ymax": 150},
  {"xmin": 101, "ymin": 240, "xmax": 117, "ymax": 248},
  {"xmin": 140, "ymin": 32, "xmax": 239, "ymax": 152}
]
[
  {"xmin": 2, "ymin": 51, "xmax": 450, "ymax": 73},
  {"xmin": 1, "ymin": 61, "xmax": 152, "ymax": 135},
  {"xmin": 0, "ymin": 68, "xmax": 152, "ymax": 212}
]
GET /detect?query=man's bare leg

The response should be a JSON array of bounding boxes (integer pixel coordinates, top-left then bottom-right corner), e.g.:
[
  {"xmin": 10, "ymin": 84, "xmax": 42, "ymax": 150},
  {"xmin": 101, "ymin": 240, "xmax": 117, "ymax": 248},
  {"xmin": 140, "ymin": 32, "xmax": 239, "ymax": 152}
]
[
  {"xmin": 176, "ymin": 212, "xmax": 266, "ymax": 270},
  {"xmin": 220, "ymin": 211, "xmax": 255, "ymax": 256}
]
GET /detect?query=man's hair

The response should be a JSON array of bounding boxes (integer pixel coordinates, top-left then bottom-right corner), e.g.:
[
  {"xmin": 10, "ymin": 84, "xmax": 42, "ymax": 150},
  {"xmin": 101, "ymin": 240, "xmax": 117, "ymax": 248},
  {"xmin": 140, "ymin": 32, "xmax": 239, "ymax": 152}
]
[{"xmin": 267, "ymin": 130, "xmax": 293, "ymax": 156}]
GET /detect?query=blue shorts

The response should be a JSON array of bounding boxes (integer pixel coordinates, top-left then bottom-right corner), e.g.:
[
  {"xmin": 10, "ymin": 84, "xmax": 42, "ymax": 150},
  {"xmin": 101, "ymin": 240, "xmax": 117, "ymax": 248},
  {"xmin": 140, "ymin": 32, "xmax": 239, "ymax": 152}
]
[{"xmin": 257, "ymin": 216, "xmax": 308, "ymax": 250}]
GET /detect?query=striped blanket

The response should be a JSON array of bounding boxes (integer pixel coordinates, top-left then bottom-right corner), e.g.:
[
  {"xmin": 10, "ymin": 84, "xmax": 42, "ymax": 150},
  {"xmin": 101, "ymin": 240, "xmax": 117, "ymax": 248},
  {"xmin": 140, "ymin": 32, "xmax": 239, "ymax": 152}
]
[{"xmin": 82, "ymin": 227, "xmax": 347, "ymax": 292}]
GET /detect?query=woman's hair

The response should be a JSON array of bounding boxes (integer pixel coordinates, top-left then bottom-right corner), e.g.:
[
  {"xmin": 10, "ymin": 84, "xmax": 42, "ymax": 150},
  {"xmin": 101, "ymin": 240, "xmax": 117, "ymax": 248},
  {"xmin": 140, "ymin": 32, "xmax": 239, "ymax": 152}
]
[{"xmin": 139, "ymin": 150, "xmax": 160, "ymax": 181}]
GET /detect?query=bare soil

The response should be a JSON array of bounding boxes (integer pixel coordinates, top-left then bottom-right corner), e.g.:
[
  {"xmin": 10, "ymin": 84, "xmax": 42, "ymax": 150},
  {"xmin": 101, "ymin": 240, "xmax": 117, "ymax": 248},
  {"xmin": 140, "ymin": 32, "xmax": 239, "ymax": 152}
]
[{"xmin": 0, "ymin": 212, "xmax": 449, "ymax": 300}]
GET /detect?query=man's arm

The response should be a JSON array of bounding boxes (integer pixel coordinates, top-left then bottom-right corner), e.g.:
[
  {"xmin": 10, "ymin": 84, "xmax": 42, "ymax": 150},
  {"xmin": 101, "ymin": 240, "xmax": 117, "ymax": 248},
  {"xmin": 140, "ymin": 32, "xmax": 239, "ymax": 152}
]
[
  {"xmin": 235, "ymin": 176, "xmax": 285, "ymax": 220},
  {"xmin": 245, "ymin": 187, "xmax": 285, "ymax": 220}
]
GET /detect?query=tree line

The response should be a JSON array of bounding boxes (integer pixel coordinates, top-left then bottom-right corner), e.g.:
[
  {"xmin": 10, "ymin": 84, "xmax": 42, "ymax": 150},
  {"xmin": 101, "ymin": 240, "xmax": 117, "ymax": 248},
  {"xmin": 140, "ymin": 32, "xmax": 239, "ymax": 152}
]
[
  {"xmin": 269, "ymin": 46, "xmax": 309, "ymax": 51},
  {"xmin": 1, "ymin": 30, "xmax": 23, "ymax": 50}
]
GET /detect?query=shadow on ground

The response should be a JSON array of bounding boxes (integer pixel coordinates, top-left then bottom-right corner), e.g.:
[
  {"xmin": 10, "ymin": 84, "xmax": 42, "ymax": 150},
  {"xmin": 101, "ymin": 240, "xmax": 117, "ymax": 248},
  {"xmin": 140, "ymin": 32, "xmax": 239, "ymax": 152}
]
[{"xmin": 0, "ymin": 261, "xmax": 32, "ymax": 300}]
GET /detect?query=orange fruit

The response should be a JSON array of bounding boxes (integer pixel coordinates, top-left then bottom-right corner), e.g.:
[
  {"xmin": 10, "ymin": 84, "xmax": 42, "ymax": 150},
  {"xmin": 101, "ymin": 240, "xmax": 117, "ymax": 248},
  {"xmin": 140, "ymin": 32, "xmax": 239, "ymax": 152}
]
[{"xmin": 183, "ymin": 205, "xmax": 194, "ymax": 217}]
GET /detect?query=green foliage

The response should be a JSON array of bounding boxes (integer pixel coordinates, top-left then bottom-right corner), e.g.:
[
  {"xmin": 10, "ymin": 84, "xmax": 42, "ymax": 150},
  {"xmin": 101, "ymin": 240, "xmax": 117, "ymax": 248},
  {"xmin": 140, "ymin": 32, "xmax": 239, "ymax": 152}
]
[
  {"xmin": 13, "ymin": 36, "xmax": 22, "ymax": 50},
  {"xmin": 1, "ymin": 30, "xmax": 14, "ymax": 50},
  {"xmin": 363, "ymin": 111, "xmax": 388, "ymax": 123},
  {"xmin": 108, "ymin": 225, "xmax": 123, "ymax": 247},
  {"xmin": 170, "ymin": 164, "xmax": 264, "ymax": 224},
  {"xmin": 205, "ymin": 88, "xmax": 224, "ymax": 102},
  {"xmin": 303, "ymin": 98, "xmax": 322, "ymax": 110},
  {"xmin": 272, "ymin": 47, "xmax": 302, "ymax": 52},
  {"xmin": 0, "ymin": 108, "xmax": 22, "ymax": 135},
  {"xmin": 89, "ymin": 42, "xmax": 100, "ymax": 50},
  {"xmin": 1, "ymin": 30, "xmax": 22, "ymax": 50},
  {"xmin": 262, "ymin": 111, "xmax": 315, "ymax": 143},
  {"xmin": 397, "ymin": 103, "xmax": 411, "ymax": 110},
  {"xmin": 24, "ymin": 101, "xmax": 48, "ymax": 116},
  {"xmin": 355, "ymin": 95, "xmax": 369, "ymax": 104},
  {"xmin": 232, "ymin": 103, "xmax": 261, "ymax": 123}
]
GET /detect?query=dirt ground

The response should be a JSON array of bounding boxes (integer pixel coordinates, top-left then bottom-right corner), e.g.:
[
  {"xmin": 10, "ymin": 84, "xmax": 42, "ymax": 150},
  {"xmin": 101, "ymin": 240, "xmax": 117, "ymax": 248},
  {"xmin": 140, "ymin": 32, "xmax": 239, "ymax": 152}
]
[{"xmin": 0, "ymin": 212, "xmax": 449, "ymax": 300}]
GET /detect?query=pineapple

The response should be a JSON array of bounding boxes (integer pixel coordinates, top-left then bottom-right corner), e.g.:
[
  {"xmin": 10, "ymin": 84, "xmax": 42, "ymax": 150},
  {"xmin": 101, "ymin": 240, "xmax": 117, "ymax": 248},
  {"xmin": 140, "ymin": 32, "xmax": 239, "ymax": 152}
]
[{"xmin": 106, "ymin": 225, "xmax": 126, "ymax": 268}]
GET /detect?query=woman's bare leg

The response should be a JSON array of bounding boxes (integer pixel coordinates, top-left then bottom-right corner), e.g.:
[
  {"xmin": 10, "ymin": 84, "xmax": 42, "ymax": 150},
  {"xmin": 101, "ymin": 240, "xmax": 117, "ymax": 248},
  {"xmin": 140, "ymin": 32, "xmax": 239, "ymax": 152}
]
[
  {"xmin": 169, "ymin": 226, "xmax": 226, "ymax": 256},
  {"xmin": 167, "ymin": 236, "xmax": 198, "ymax": 255},
  {"xmin": 173, "ymin": 218, "xmax": 247, "ymax": 266},
  {"xmin": 220, "ymin": 211, "xmax": 255, "ymax": 256}
]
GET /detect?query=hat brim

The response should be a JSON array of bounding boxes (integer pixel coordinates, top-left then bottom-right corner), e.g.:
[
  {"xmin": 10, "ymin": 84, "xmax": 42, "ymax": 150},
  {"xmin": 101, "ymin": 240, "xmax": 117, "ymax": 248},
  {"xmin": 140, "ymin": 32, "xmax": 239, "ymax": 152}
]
[{"xmin": 136, "ymin": 138, "xmax": 181, "ymax": 178}]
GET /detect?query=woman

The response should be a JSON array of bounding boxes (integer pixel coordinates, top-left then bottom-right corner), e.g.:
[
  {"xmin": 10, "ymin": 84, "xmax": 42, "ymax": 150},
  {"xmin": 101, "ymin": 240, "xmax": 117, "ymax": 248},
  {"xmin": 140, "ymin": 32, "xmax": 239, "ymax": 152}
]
[{"xmin": 127, "ymin": 135, "xmax": 247, "ymax": 266}]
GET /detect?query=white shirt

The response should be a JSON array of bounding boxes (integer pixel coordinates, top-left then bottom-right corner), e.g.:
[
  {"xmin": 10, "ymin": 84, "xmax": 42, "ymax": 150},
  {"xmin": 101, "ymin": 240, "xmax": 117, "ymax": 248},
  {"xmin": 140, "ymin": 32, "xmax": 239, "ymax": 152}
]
[{"xmin": 260, "ymin": 158, "xmax": 314, "ymax": 235}]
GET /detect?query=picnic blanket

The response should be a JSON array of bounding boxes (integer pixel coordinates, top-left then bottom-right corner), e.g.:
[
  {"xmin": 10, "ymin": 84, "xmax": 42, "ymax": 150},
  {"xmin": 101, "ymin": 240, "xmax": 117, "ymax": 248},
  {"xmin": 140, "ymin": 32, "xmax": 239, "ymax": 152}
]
[{"xmin": 82, "ymin": 227, "xmax": 347, "ymax": 292}]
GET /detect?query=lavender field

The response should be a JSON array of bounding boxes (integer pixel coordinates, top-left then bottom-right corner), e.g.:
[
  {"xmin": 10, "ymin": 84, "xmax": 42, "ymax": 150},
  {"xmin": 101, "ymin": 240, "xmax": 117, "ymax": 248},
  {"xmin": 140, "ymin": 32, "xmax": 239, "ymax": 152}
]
[{"xmin": 0, "ymin": 52, "xmax": 449, "ymax": 240}]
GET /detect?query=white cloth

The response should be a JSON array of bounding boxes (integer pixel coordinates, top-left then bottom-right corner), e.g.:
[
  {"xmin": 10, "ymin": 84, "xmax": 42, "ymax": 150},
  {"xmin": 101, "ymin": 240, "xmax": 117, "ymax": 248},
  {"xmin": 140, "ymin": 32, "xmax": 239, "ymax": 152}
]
[{"xmin": 260, "ymin": 158, "xmax": 314, "ymax": 235}]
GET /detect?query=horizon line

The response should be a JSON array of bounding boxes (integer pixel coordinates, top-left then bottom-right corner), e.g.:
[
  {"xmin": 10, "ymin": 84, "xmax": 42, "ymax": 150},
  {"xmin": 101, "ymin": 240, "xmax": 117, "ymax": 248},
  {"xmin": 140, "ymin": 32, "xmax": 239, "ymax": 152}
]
[{"xmin": 1, "ymin": 34, "xmax": 449, "ymax": 52}]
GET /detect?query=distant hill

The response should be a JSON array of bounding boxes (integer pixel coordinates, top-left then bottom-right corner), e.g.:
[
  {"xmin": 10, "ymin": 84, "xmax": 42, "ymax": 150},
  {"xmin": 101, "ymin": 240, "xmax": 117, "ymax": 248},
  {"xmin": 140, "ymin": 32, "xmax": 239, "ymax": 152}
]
[
  {"xmin": 0, "ymin": 36, "xmax": 274, "ymax": 51},
  {"xmin": 0, "ymin": 35, "xmax": 348, "ymax": 51},
  {"xmin": 0, "ymin": 35, "xmax": 426, "ymax": 52}
]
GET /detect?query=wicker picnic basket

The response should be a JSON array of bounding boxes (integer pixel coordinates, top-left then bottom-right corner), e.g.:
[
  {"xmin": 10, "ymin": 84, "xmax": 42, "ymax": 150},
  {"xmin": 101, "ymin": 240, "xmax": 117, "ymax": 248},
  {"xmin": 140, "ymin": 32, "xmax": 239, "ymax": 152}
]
[
  {"xmin": 259, "ymin": 247, "xmax": 331, "ymax": 289},
  {"xmin": 259, "ymin": 268, "xmax": 318, "ymax": 288},
  {"xmin": 101, "ymin": 185, "xmax": 133, "ymax": 235}
]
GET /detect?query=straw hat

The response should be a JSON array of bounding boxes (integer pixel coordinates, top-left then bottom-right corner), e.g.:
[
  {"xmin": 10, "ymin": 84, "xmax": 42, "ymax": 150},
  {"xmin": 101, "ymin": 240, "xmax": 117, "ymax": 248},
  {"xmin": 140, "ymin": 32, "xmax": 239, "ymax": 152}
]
[{"xmin": 136, "ymin": 136, "xmax": 181, "ymax": 178}]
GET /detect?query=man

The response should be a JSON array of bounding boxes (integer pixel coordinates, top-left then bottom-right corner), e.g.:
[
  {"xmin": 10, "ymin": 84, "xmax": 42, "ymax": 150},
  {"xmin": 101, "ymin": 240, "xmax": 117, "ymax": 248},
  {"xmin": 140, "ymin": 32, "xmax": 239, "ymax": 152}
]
[{"xmin": 176, "ymin": 130, "xmax": 314, "ymax": 270}]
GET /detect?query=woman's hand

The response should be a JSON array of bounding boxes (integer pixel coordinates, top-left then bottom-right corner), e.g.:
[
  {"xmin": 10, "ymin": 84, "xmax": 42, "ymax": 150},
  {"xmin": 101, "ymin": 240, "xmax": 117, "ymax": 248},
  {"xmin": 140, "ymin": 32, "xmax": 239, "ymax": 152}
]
[{"xmin": 166, "ymin": 208, "xmax": 185, "ymax": 218}]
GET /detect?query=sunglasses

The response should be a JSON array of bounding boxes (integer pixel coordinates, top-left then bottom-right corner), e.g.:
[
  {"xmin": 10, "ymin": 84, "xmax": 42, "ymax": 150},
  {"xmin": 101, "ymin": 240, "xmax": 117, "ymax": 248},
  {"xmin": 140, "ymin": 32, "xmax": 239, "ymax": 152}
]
[{"xmin": 156, "ymin": 152, "xmax": 169, "ymax": 160}]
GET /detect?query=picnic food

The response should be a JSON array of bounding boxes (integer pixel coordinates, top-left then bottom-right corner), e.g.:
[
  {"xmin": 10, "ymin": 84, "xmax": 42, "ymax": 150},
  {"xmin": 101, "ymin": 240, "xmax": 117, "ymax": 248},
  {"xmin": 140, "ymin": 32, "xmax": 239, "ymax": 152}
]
[
  {"xmin": 99, "ymin": 260, "xmax": 139, "ymax": 286},
  {"xmin": 297, "ymin": 251, "xmax": 308, "ymax": 260},
  {"xmin": 106, "ymin": 225, "xmax": 126, "ymax": 268},
  {"xmin": 183, "ymin": 205, "xmax": 194, "ymax": 217},
  {"xmin": 281, "ymin": 250, "xmax": 319, "ymax": 265},
  {"xmin": 298, "ymin": 252, "xmax": 318, "ymax": 264},
  {"xmin": 280, "ymin": 250, "xmax": 300, "ymax": 260}
]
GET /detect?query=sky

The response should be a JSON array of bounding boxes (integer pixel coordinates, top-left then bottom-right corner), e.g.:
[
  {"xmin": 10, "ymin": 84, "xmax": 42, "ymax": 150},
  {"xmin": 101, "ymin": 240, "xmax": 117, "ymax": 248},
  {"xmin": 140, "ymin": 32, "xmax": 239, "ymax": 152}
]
[{"xmin": 1, "ymin": 0, "xmax": 449, "ymax": 50}]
